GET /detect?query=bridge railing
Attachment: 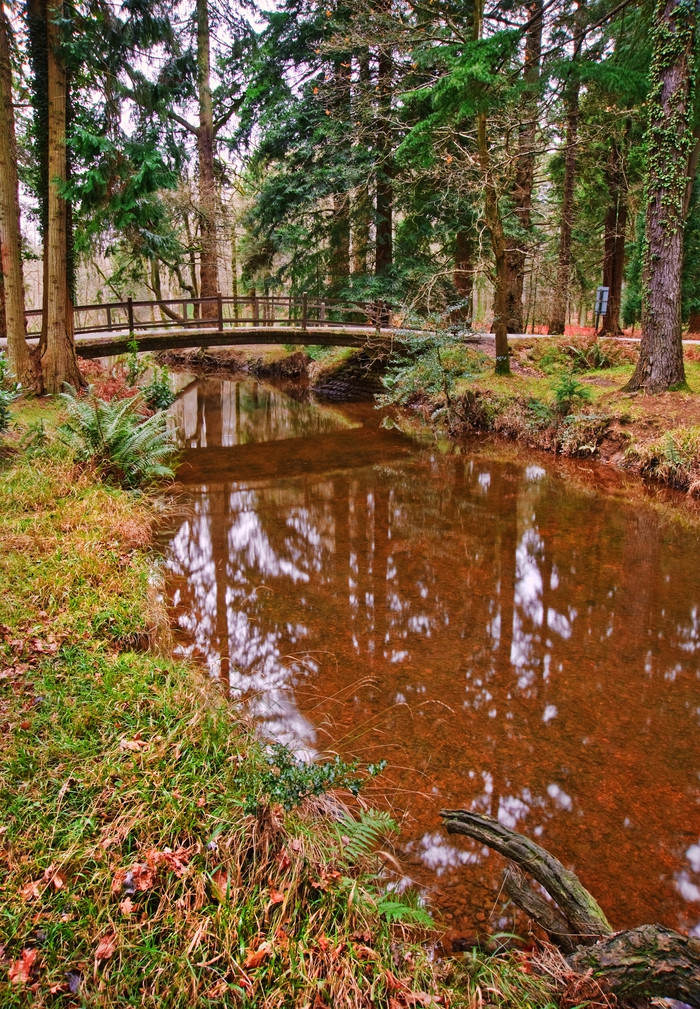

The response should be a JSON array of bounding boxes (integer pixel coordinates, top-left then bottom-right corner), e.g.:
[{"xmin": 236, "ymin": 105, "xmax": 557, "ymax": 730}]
[{"xmin": 25, "ymin": 293, "xmax": 412, "ymax": 338}]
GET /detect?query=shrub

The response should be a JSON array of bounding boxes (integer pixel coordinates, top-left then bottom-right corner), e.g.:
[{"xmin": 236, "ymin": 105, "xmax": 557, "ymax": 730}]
[
  {"xmin": 58, "ymin": 386, "xmax": 179, "ymax": 488},
  {"xmin": 551, "ymin": 372, "xmax": 592, "ymax": 415},
  {"xmin": 380, "ymin": 334, "xmax": 488, "ymax": 407},
  {"xmin": 125, "ymin": 334, "xmax": 146, "ymax": 386},
  {"xmin": 635, "ymin": 426, "xmax": 700, "ymax": 490},
  {"xmin": 143, "ymin": 366, "xmax": 176, "ymax": 410},
  {"xmin": 238, "ymin": 743, "xmax": 386, "ymax": 814},
  {"xmin": 0, "ymin": 352, "xmax": 20, "ymax": 434}
]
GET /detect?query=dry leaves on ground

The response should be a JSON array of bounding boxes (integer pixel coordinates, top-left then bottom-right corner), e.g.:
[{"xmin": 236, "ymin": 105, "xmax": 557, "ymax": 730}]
[
  {"xmin": 8, "ymin": 947, "xmax": 38, "ymax": 984},
  {"xmin": 95, "ymin": 933, "xmax": 117, "ymax": 961}
]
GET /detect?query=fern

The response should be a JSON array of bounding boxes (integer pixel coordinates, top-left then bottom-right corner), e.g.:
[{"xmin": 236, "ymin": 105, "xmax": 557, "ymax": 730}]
[
  {"xmin": 337, "ymin": 809, "xmax": 396, "ymax": 864},
  {"xmin": 58, "ymin": 386, "xmax": 179, "ymax": 488},
  {"xmin": 376, "ymin": 893, "xmax": 434, "ymax": 928}
]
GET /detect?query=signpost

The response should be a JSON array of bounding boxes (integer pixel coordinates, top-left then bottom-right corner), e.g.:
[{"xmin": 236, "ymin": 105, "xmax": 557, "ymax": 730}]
[{"xmin": 595, "ymin": 286, "xmax": 609, "ymax": 332}]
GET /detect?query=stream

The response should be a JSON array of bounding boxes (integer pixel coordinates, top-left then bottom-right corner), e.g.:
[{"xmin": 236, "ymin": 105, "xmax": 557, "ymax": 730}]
[{"xmin": 162, "ymin": 373, "xmax": 700, "ymax": 941}]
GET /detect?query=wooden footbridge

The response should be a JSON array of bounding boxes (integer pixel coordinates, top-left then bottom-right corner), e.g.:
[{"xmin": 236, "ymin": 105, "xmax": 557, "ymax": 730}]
[{"xmin": 24, "ymin": 293, "xmax": 424, "ymax": 359}]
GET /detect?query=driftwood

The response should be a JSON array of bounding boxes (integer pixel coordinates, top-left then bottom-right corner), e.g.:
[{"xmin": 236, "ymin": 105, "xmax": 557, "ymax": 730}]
[{"xmin": 441, "ymin": 809, "xmax": 700, "ymax": 1007}]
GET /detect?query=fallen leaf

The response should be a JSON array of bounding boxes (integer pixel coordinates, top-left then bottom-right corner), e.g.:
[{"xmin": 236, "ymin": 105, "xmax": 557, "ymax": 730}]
[
  {"xmin": 267, "ymin": 886, "xmax": 285, "ymax": 906},
  {"xmin": 210, "ymin": 868, "xmax": 229, "ymax": 902},
  {"xmin": 9, "ymin": 947, "xmax": 38, "ymax": 984},
  {"xmin": 95, "ymin": 933, "xmax": 117, "ymax": 961},
  {"xmin": 66, "ymin": 970, "xmax": 82, "ymax": 993},
  {"xmin": 50, "ymin": 982, "xmax": 68, "ymax": 994},
  {"xmin": 205, "ymin": 977, "xmax": 228, "ymax": 999},
  {"xmin": 118, "ymin": 898, "xmax": 135, "ymax": 915},
  {"xmin": 20, "ymin": 879, "xmax": 42, "ymax": 901},
  {"xmin": 43, "ymin": 865, "xmax": 65, "ymax": 891},
  {"xmin": 242, "ymin": 940, "xmax": 272, "ymax": 969},
  {"xmin": 119, "ymin": 737, "xmax": 148, "ymax": 752},
  {"xmin": 196, "ymin": 797, "xmax": 207, "ymax": 807},
  {"xmin": 276, "ymin": 850, "xmax": 291, "ymax": 872}
]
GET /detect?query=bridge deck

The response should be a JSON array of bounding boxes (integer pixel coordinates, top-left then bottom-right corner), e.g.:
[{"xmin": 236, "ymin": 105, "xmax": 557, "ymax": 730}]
[{"xmin": 13, "ymin": 325, "xmax": 415, "ymax": 360}]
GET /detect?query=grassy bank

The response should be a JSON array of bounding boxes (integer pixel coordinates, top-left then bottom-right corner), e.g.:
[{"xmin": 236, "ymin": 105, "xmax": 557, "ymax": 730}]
[
  {"xmin": 378, "ymin": 336, "xmax": 700, "ymax": 499},
  {"xmin": 0, "ymin": 398, "xmax": 559, "ymax": 1008}
]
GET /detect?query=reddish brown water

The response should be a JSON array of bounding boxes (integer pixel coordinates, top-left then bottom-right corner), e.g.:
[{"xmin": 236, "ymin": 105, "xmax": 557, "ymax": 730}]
[{"xmin": 164, "ymin": 375, "xmax": 700, "ymax": 941}]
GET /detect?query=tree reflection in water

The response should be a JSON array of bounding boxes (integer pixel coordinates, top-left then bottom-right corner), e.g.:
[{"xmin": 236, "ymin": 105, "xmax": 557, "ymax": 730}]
[{"xmin": 164, "ymin": 377, "xmax": 700, "ymax": 939}]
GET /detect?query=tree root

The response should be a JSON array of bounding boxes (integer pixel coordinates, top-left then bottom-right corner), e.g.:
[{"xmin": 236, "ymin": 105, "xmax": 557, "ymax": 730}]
[{"xmin": 440, "ymin": 809, "xmax": 700, "ymax": 1007}]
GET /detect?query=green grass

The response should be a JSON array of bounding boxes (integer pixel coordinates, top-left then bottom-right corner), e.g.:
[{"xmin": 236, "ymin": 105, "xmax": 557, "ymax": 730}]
[{"xmin": 0, "ymin": 398, "xmax": 562, "ymax": 1008}]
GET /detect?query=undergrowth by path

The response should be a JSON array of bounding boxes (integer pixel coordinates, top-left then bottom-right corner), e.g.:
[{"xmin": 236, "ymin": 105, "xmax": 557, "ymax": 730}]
[{"xmin": 0, "ymin": 399, "xmax": 560, "ymax": 1009}]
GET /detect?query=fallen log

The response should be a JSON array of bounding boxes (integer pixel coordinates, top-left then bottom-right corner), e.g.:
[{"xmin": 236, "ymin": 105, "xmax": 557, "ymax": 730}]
[{"xmin": 440, "ymin": 809, "xmax": 700, "ymax": 1007}]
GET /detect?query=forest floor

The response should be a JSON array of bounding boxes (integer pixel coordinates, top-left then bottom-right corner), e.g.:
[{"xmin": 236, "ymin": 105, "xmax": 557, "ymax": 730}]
[
  {"xmin": 0, "ymin": 398, "xmax": 563, "ymax": 1008},
  {"xmin": 159, "ymin": 335, "xmax": 700, "ymax": 503}
]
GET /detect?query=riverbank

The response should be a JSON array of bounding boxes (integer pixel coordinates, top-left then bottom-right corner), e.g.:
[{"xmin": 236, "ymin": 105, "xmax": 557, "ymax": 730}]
[
  {"xmin": 161, "ymin": 336, "xmax": 700, "ymax": 502},
  {"xmin": 0, "ymin": 398, "xmax": 559, "ymax": 1007}
]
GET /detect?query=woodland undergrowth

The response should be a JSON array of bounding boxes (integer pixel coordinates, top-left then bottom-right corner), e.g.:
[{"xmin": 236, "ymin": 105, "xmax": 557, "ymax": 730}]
[{"xmin": 0, "ymin": 398, "xmax": 560, "ymax": 1009}]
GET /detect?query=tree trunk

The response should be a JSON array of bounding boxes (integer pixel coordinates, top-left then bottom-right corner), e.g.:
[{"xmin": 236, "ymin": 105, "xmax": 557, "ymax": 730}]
[
  {"xmin": 478, "ymin": 112, "xmax": 510, "ymax": 374},
  {"xmin": 330, "ymin": 59, "xmax": 350, "ymax": 290},
  {"xmin": 40, "ymin": 0, "xmax": 81, "ymax": 393},
  {"xmin": 599, "ymin": 139, "xmax": 628, "ymax": 336},
  {"xmin": 196, "ymin": 0, "xmax": 218, "ymax": 318},
  {"xmin": 375, "ymin": 49, "xmax": 393, "ymax": 277},
  {"xmin": 452, "ymin": 228, "xmax": 475, "ymax": 322},
  {"xmin": 625, "ymin": 0, "xmax": 695, "ymax": 391},
  {"xmin": 0, "ymin": 2, "xmax": 34, "ymax": 388},
  {"xmin": 353, "ymin": 185, "xmax": 370, "ymax": 275},
  {"xmin": 330, "ymin": 192, "xmax": 350, "ymax": 289},
  {"xmin": 504, "ymin": 0, "xmax": 543, "ymax": 334},
  {"xmin": 352, "ymin": 55, "xmax": 371, "ymax": 276},
  {"xmin": 548, "ymin": 73, "xmax": 580, "ymax": 335},
  {"xmin": 687, "ymin": 309, "xmax": 700, "ymax": 334},
  {"xmin": 441, "ymin": 811, "xmax": 700, "ymax": 1008}
]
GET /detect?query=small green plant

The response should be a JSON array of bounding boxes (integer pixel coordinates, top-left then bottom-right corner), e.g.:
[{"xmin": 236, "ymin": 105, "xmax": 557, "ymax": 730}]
[
  {"xmin": 635, "ymin": 426, "xmax": 700, "ymax": 489},
  {"xmin": 526, "ymin": 397, "xmax": 554, "ymax": 428},
  {"xmin": 57, "ymin": 386, "xmax": 178, "ymax": 488},
  {"xmin": 0, "ymin": 352, "xmax": 21, "ymax": 434},
  {"xmin": 125, "ymin": 334, "xmax": 146, "ymax": 386},
  {"xmin": 527, "ymin": 340, "xmax": 568, "ymax": 374},
  {"xmin": 239, "ymin": 743, "xmax": 386, "ymax": 814},
  {"xmin": 566, "ymin": 340, "xmax": 617, "ymax": 371},
  {"xmin": 19, "ymin": 418, "xmax": 50, "ymax": 456},
  {"xmin": 551, "ymin": 372, "xmax": 592, "ymax": 415},
  {"xmin": 143, "ymin": 366, "xmax": 175, "ymax": 410},
  {"xmin": 380, "ymin": 333, "xmax": 487, "ymax": 408}
]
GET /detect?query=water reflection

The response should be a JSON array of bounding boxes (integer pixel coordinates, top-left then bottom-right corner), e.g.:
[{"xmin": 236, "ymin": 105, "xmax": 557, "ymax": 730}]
[{"xmin": 164, "ymin": 377, "xmax": 700, "ymax": 938}]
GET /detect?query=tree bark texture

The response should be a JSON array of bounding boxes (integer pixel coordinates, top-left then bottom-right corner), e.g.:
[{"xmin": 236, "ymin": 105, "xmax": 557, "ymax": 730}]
[
  {"xmin": 441, "ymin": 810, "xmax": 700, "ymax": 1007},
  {"xmin": 504, "ymin": 0, "xmax": 543, "ymax": 334},
  {"xmin": 478, "ymin": 112, "xmax": 511, "ymax": 374},
  {"xmin": 625, "ymin": 0, "xmax": 696, "ymax": 391},
  {"xmin": 329, "ymin": 59, "xmax": 351, "ymax": 289},
  {"xmin": 548, "ymin": 73, "xmax": 580, "ymax": 335},
  {"xmin": 196, "ymin": 0, "xmax": 219, "ymax": 317},
  {"xmin": 599, "ymin": 139, "xmax": 628, "ymax": 336},
  {"xmin": 375, "ymin": 49, "xmax": 393, "ymax": 276},
  {"xmin": 0, "ymin": 3, "xmax": 34, "ymax": 387},
  {"xmin": 688, "ymin": 309, "xmax": 700, "ymax": 334},
  {"xmin": 352, "ymin": 55, "xmax": 371, "ymax": 276},
  {"xmin": 40, "ymin": 0, "xmax": 81, "ymax": 393},
  {"xmin": 452, "ymin": 228, "xmax": 475, "ymax": 322}
]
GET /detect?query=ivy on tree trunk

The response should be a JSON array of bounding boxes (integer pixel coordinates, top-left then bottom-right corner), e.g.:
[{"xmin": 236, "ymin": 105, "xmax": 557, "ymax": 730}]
[{"xmin": 625, "ymin": 0, "xmax": 696, "ymax": 392}]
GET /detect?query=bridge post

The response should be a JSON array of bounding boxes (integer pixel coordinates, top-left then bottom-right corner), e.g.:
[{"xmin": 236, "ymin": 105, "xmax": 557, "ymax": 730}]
[
  {"xmin": 320, "ymin": 300, "xmax": 326, "ymax": 324},
  {"xmin": 252, "ymin": 289, "xmax": 259, "ymax": 327},
  {"xmin": 106, "ymin": 305, "xmax": 112, "ymax": 330},
  {"xmin": 127, "ymin": 297, "xmax": 134, "ymax": 334},
  {"xmin": 217, "ymin": 291, "xmax": 223, "ymax": 333},
  {"xmin": 301, "ymin": 291, "xmax": 308, "ymax": 332},
  {"xmin": 375, "ymin": 299, "xmax": 383, "ymax": 334}
]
